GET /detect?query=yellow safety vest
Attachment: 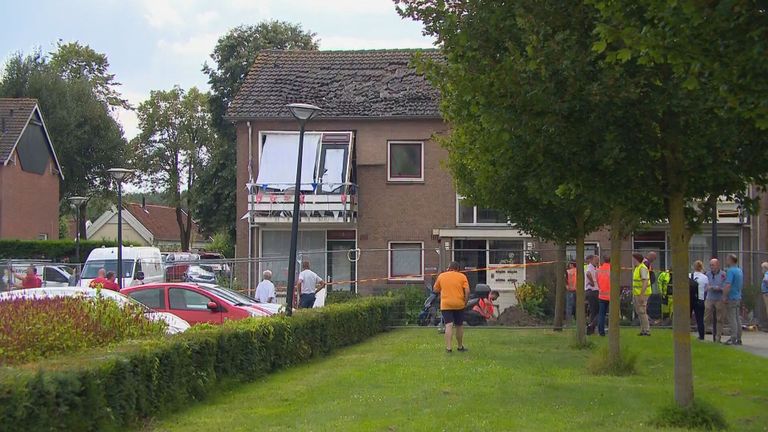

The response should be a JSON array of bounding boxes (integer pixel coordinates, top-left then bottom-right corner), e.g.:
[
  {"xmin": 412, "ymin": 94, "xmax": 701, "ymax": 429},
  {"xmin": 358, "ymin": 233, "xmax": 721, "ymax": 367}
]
[{"xmin": 633, "ymin": 263, "xmax": 651, "ymax": 296}]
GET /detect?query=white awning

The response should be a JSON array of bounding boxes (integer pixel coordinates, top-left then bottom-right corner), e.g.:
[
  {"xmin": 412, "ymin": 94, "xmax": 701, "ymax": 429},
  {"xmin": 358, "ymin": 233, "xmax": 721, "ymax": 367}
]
[{"xmin": 256, "ymin": 133, "xmax": 321, "ymax": 191}]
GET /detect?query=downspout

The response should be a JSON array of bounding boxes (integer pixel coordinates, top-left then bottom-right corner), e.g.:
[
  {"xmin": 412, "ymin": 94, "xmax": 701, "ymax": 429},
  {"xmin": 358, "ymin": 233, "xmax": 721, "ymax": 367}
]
[{"xmin": 247, "ymin": 121, "xmax": 253, "ymax": 295}]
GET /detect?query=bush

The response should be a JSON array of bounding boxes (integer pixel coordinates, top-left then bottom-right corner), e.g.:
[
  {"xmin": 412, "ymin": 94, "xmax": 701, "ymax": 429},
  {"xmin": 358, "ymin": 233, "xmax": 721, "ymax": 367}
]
[
  {"xmin": 587, "ymin": 347, "xmax": 638, "ymax": 376},
  {"xmin": 651, "ymin": 400, "xmax": 728, "ymax": 431},
  {"xmin": 0, "ymin": 296, "xmax": 166, "ymax": 365},
  {"xmin": 0, "ymin": 296, "xmax": 403, "ymax": 431},
  {"xmin": 0, "ymin": 239, "xmax": 139, "ymax": 262},
  {"xmin": 326, "ymin": 290, "xmax": 360, "ymax": 304},
  {"xmin": 387, "ymin": 284, "xmax": 425, "ymax": 325},
  {"xmin": 515, "ymin": 282, "xmax": 549, "ymax": 318}
]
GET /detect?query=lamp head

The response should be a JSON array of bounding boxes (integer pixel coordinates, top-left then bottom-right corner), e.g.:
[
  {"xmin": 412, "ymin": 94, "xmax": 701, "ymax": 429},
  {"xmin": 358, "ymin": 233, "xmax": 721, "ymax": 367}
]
[
  {"xmin": 107, "ymin": 168, "xmax": 134, "ymax": 182},
  {"xmin": 286, "ymin": 103, "xmax": 321, "ymax": 122},
  {"xmin": 68, "ymin": 196, "xmax": 88, "ymax": 207}
]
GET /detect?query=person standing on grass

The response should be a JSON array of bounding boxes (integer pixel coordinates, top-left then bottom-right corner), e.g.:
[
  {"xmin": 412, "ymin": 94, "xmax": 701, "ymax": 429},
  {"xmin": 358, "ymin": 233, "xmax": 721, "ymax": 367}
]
[
  {"xmin": 690, "ymin": 260, "xmax": 708, "ymax": 341},
  {"xmin": 723, "ymin": 254, "xmax": 743, "ymax": 346},
  {"xmin": 14, "ymin": 266, "xmax": 42, "ymax": 288},
  {"xmin": 632, "ymin": 253, "xmax": 652, "ymax": 336},
  {"xmin": 704, "ymin": 258, "xmax": 727, "ymax": 343},
  {"xmin": 585, "ymin": 255, "xmax": 600, "ymax": 335},
  {"xmin": 297, "ymin": 261, "xmax": 325, "ymax": 309},
  {"xmin": 596, "ymin": 256, "xmax": 611, "ymax": 337},
  {"xmin": 565, "ymin": 262, "xmax": 577, "ymax": 326},
  {"xmin": 433, "ymin": 261, "xmax": 470, "ymax": 353},
  {"xmin": 255, "ymin": 270, "xmax": 276, "ymax": 303}
]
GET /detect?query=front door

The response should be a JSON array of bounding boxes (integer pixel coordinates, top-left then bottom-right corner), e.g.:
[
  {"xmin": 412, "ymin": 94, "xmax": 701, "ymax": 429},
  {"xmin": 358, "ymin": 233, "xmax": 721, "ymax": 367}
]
[
  {"xmin": 453, "ymin": 239, "xmax": 487, "ymax": 290},
  {"xmin": 327, "ymin": 240, "xmax": 356, "ymax": 292}
]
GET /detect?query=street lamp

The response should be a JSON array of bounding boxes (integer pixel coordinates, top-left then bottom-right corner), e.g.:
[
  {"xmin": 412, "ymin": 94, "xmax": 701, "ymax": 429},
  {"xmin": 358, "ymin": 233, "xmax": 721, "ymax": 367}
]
[
  {"xmin": 285, "ymin": 103, "xmax": 321, "ymax": 316},
  {"xmin": 107, "ymin": 168, "xmax": 134, "ymax": 291},
  {"xmin": 67, "ymin": 196, "xmax": 88, "ymax": 266}
]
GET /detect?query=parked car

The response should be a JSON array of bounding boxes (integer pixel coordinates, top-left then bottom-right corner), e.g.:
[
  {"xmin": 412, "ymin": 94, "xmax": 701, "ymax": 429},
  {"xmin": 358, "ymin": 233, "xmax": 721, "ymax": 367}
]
[
  {"xmin": 80, "ymin": 247, "xmax": 164, "ymax": 288},
  {"xmin": 121, "ymin": 283, "xmax": 280, "ymax": 325},
  {"xmin": 0, "ymin": 287, "xmax": 190, "ymax": 334},
  {"xmin": 7, "ymin": 264, "xmax": 73, "ymax": 288},
  {"xmin": 198, "ymin": 252, "xmax": 231, "ymax": 277},
  {"xmin": 164, "ymin": 252, "xmax": 200, "ymax": 282},
  {"xmin": 185, "ymin": 265, "xmax": 217, "ymax": 284}
]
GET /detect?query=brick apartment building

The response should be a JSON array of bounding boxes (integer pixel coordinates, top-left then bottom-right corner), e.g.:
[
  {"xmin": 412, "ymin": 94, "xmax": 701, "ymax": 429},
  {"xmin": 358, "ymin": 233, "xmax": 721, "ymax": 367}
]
[
  {"xmin": 229, "ymin": 49, "xmax": 768, "ymax": 312},
  {"xmin": 0, "ymin": 98, "xmax": 62, "ymax": 240}
]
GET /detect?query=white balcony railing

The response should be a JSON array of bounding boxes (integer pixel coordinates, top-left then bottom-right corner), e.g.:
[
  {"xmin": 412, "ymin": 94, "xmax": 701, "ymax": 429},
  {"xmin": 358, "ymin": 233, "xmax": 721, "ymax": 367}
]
[{"xmin": 246, "ymin": 182, "xmax": 357, "ymax": 224}]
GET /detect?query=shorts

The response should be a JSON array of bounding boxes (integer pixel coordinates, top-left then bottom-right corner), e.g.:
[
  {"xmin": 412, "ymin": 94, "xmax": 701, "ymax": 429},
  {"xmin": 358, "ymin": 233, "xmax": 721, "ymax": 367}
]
[{"xmin": 441, "ymin": 309, "xmax": 465, "ymax": 326}]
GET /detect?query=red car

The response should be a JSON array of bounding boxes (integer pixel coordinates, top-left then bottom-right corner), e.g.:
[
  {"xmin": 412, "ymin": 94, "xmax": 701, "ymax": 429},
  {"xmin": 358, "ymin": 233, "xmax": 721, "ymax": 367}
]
[{"xmin": 121, "ymin": 283, "xmax": 279, "ymax": 325}]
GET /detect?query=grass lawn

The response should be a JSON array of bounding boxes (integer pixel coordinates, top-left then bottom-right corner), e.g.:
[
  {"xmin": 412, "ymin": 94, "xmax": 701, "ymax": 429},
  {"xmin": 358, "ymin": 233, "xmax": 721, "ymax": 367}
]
[{"xmin": 146, "ymin": 328, "xmax": 768, "ymax": 432}]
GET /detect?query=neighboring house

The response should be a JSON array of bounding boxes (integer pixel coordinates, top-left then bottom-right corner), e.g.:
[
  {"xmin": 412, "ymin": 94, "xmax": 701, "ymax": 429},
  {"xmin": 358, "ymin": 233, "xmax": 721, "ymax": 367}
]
[
  {"xmin": 87, "ymin": 202, "xmax": 210, "ymax": 251},
  {"xmin": 229, "ymin": 49, "xmax": 768, "ymax": 308},
  {"xmin": 0, "ymin": 98, "xmax": 63, "ymax": 240}
]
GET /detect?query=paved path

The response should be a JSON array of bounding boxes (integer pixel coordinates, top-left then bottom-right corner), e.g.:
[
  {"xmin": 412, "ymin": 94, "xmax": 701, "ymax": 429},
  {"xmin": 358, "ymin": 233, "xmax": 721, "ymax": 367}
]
[{"xmin": 701, "ymin": 331, "xmax": 768, "ymax": 358}]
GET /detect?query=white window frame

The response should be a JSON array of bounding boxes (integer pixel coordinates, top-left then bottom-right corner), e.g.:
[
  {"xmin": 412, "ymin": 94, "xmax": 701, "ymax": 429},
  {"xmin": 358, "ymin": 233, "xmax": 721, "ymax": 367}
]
[
  {"xmin": 388, "ymin": 241, "xmax": 424, "ymax": 281},
  {"xmin": 387, "ymin": 141, "xmax": 424, "ymax": 182},
  {"xmin": 565, "ymin": 242, "xmax": 600, "ymax": 262},
  {"xmin": 455, "ymin": 196, "xmax": 508, "ymax": 226}
]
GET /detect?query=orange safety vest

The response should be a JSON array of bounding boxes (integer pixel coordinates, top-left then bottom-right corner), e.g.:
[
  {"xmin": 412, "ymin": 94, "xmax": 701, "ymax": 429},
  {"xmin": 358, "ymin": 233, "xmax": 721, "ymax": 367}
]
[
  {"xmin": 566, "ymin": 268, "xmax": 577, "ymax": 292},
  {"xmin": 597, "ymin": 263, "xmax": 611, "ymax": 301}
]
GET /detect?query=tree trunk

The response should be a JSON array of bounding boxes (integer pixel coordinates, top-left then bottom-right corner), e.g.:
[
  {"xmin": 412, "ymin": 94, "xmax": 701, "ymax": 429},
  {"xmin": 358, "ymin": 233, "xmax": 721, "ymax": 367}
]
[
  {"xmin": 176, "ymin": 206, "xmax": 191, "ymax": 252},
  {"xmin": 575, "ymin": 217, "xmax": 587, "ymax": 345},
  {"xmin": 608, "ymin": 210, "xmax": 623, "ymax": 363},
  {"xmin": 553, "ymin": 243, "xmax": 566, "ymax": 331},
  {"xmin": 669, "ymin": 191, "xmax": 694, "ymax": 407}
]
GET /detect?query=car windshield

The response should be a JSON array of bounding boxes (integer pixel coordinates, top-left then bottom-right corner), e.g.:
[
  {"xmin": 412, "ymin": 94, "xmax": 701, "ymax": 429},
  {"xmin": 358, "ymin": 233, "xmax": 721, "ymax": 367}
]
[
  {"xmin": 82, "ymin": 260, "xmax": 135, "ymax": 278},
  {"xmin": 200, "ymin": 285, "xmax": 255, "ymax": 305}
]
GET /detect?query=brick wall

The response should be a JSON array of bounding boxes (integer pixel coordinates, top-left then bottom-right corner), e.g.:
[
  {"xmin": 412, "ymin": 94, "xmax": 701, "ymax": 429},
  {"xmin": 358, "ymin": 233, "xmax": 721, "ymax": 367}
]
[{"xmin": 0, "ymin": 149, "xmax": 60, "ymax": 240}]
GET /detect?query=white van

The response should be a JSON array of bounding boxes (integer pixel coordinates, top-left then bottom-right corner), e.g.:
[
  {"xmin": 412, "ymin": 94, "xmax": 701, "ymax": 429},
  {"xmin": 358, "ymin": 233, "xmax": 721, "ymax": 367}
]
[{"xmin": 80, "ymin": 247, "xmax": 164, "ymax": 288}]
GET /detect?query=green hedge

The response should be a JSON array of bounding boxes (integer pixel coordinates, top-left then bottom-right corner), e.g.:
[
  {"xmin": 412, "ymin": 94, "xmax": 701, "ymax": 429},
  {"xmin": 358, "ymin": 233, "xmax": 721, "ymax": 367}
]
[
  {"xmin": 0, "ymin": 296, "xmax": 403, "ymax": 431},
  {"xmin": 0, "ymin": 239, "xmax": 139, "ymax": 262}
]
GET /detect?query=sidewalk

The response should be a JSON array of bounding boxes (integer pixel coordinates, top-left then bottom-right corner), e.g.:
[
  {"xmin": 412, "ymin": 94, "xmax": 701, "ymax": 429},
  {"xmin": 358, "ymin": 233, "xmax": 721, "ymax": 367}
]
[{"xmin": 702, "ymin": 330, "xmax": 768, "ymax": 358}]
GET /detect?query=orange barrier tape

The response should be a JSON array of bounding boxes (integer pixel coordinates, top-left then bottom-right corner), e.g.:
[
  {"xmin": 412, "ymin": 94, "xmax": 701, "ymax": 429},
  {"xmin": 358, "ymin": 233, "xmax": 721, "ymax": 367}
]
[{"xmin": 326, "ymin": 260, "xmax": 557, "ymax": 286}]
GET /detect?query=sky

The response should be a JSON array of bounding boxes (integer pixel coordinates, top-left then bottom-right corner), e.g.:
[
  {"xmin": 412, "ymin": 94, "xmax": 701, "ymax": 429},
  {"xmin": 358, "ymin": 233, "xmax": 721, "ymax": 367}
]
[{"xmin": 0, "ymin": 0, "xmax": 434, "ymax": 140}]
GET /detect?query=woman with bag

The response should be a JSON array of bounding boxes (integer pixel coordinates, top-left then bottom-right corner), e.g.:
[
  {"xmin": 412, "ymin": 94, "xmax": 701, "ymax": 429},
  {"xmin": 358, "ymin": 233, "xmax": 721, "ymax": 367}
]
[{"xmin": 690, "ymin": 260, "xmax": 708, "ymax": 340}]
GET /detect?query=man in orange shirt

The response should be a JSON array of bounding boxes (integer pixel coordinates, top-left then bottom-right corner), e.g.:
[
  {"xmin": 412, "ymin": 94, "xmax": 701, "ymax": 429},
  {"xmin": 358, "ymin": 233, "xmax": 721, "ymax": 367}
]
[
  {"xmin": 565, "ymin": 262, "xmax": 577, "ymax": 325},
  {"xmin": 433, "ymin": 261, "xmax": 470, "ymax": 353},
  {"xmin": 596, "ymin": 256, "xmax": 611, "ymax": 337}
]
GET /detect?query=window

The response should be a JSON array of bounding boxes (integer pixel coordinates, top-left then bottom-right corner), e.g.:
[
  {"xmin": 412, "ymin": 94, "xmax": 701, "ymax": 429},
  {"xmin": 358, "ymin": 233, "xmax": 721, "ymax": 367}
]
[
  {"xmin": 43, "ymin": 267, "xmax": 69, "ymax": 283},
  {"xmin": 566, "ymin": 243, "xmax": 600, "ymax": 262},
  {"xmin": 130, "ymin": 288, "xmax": 165, "ymax": 309},
  {"xmin": 169, "ymin": 288, "xmax": 212, "ymax": 310},
  {"xmin": 389, "ymin": 242, "xmax": 423, "ymax": 280},
  {"xmin": 388, "ymin": 141, "xmax": 423, "ymax": 181},
  {"xmin": 456, "ymin": 196, "xmax": 507, "ymax": 225},
  {"xmin": 255, "ymin": 132, "xmax": 354, "ymax": 192},
  {"xmin": 689, "ymin": 233, "xmax": 740, "ymax": 267},
  {"xmin": 489, "ymin": 240, "xmax": 524, "ymax": 265},
  {"xmin": 37, "ymin": 233, "xmax": 48, "ymax": 240}
]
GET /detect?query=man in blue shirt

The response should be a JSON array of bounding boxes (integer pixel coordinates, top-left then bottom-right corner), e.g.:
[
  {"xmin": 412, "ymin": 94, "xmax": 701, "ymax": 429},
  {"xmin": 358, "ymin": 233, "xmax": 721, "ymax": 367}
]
[
  {"xmin": 723, "ymin": 254, "xmax": 744, "ymax": 346},
  {"xmin": 761, "ymin": 261, "xmax": 768, "ymax": 325}
]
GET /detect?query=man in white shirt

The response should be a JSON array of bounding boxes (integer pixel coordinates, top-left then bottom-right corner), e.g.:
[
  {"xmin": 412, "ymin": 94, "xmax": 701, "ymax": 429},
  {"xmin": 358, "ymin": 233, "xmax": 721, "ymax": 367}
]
[
  {"xmin": 297, "ymin": 261, "xmax": 325, "ymax": 308},
  {"xmin": 255, "ymin": 270, "xmax": 276, "ymax": 303}
]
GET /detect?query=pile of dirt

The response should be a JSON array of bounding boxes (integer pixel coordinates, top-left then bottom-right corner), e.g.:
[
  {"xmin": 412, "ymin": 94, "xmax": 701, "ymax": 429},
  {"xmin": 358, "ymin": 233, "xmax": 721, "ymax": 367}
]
[{"xmin": 494, "ymin": 305, "xmax": 546, "ymax": 327}]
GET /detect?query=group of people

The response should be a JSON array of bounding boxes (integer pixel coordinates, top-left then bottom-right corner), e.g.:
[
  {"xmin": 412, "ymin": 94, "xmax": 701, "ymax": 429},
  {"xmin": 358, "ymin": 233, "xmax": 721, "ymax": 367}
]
[
  {"xmin": 565, "ymin": 250, "xmax": 747, "ymax": 344},
  {"xmin": 87, "ymin": 268, "xmax": 120, "ymax": 291},
  {"xmin": 254, "ymin": 260, "xmax": 326, "ymax": 306}
]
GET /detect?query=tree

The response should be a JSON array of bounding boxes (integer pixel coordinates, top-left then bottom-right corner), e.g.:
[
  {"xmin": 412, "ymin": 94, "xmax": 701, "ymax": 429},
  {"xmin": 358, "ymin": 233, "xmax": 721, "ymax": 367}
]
[
  {"xmin": 49, "ymin": 41, "xmax": 130, "ymax": 110},
  {"xmin": 588, "ymin": 1, "xmax": 768, "ymax": 408},
  {"xmin": 0, "ymin": 48, "xmax": 128, "ymax": 237},
  {"xmin": 195, "ymin": 21, "xmax": 319, "ymax": 241},
  {"xmin": 589, "ymin": 0, "xmax": 768, "ymax": 129},
  {"xmin": 132, "ymin": 86, "xmax": 215, "ymax": 251}
]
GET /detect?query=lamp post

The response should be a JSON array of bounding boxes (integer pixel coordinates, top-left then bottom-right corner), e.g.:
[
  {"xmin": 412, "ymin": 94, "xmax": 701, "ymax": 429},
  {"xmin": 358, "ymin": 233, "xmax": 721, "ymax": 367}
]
[
  {"xmin": 285, "ymin": 103, "xmax": 321, "ymax": 316},
  {"xmin": 67, "ymin": 196, "xmax": 88, "ymax": 266},
  {"xmin": 107, "ymin": 168, "xmax": 134, "ymax": 291}
]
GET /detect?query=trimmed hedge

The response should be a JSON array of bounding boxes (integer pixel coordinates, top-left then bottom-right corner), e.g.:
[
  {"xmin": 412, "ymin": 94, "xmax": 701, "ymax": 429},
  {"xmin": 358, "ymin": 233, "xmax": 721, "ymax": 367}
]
[
  {"xmin": 0, "ymin": 239, "xmax": 139, "ymax": 262},
  {"xmin": 0, "ymin": 296, "xmax": 403, "ymax": 431}
]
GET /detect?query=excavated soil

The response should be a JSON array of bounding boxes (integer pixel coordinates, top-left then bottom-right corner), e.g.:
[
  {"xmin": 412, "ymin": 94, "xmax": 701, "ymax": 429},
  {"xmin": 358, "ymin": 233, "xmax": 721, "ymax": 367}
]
[{"xmin": 494, "ymin": 306, "xmax": 546, "ymax": 327}]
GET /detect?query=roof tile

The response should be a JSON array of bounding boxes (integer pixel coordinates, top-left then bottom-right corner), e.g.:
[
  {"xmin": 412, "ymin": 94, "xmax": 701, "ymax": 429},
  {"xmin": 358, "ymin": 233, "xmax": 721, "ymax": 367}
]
[{"xmin": 0, "ymin": 98, "xmax": 39, "ymax": 161}]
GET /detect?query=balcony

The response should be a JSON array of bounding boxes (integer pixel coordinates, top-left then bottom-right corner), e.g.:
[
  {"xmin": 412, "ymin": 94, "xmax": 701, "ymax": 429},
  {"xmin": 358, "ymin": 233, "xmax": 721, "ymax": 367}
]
[{"xmin": 246, "ymin": 182, "xmax": 358, "ymax": 224}]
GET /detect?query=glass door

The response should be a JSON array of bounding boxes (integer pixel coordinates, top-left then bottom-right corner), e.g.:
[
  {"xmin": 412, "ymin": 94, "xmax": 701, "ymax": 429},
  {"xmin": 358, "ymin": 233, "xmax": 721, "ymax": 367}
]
[
  {"xmin": 327, "ymin": 240, "xmax": 356, "ymax": 291},
  {"xmin": 453, "ymin": 239, "xmax": 487, "ymax": 290}
]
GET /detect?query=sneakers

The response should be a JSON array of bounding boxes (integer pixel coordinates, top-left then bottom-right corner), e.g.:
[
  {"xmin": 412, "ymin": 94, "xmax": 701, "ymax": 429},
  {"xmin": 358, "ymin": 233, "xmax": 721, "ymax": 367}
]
[
  {"xmin": 457, "ymin": 346, "xmax": 468, "ymax": 352},
  {"xmin": 638, "ymin": 332, "xmax": 651, "ymax": 336}
]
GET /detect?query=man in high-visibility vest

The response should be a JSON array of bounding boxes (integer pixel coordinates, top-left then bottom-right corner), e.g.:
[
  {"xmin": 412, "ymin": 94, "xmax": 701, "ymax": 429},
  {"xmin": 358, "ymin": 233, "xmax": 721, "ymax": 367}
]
[{"xmin": 632, "ymin": 252, "xmax": 652, "ymax": 336}]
